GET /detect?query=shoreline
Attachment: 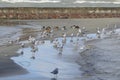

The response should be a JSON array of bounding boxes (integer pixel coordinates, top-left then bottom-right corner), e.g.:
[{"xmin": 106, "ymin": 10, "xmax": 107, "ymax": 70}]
[{"xmin": 0, "ymin": 18, "xmax": 120, "ymax": 78}]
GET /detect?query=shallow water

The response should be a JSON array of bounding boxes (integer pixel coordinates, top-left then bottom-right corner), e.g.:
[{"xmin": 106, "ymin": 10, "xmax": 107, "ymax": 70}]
[
  {"xmin": 0, "ymin": 0, "xmax": 120, "ymax": 7},
  {"xmin": 10, "ymin": 37, "xmax": 85, "ymax": 80}
]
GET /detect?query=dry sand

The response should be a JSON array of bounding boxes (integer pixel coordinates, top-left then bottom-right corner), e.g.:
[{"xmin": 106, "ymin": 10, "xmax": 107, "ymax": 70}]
[{"xmin": 0, "ymin": 18, "xmax": 120, "ymax": 78}]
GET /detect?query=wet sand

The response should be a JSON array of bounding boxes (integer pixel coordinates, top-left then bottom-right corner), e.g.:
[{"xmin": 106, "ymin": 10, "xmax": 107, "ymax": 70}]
[
  {"xmin": 25, "ymin": 18, "xmax": 120, "ymax": 33},
  {"xmin": 0, "ymin": 44, "xmax": 28, "ymax": 77},
  {"xmin": 0, "ymin": 18, "xmax": 120, "ymax": 78},
  {"xmin": 77, "ymin": 35, "xmax": 120, "ymax": 80}
]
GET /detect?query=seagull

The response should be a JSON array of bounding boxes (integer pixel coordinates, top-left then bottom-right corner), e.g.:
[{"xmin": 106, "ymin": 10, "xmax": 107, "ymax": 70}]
[
  {"xmin": 21, "ymin": 43, "xmax": 25, "ymax": 48},
  {"xmin": 20, "ymin": 50, "xmax": 24, "ymax": 55},
  {"xmin": 51, "ymin": 68, "xmax": 59, "ymax": 79}
]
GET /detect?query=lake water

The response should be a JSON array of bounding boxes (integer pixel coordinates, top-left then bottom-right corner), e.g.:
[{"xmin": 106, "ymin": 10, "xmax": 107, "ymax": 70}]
[{"xmin": 0, "ymin": 0, "xmax": 120, "ymax": 7}]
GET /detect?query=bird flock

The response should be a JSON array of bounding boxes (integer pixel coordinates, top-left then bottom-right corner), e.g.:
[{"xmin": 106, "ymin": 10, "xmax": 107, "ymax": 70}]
[{"xmin": 8, "ymin": 24, "xmax": 119, "ymax": 79}]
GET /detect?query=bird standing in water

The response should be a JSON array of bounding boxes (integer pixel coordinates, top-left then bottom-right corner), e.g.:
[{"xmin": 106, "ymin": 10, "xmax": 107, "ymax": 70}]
[{"xmin": 51, "ymin": 68, "xmax": 59, "ymax": 79}]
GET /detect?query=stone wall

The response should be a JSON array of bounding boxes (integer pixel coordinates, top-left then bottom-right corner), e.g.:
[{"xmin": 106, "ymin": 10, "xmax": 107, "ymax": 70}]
[{"xmin": 0, "ymin": 7, "xmax": 120, "ymax": 19}]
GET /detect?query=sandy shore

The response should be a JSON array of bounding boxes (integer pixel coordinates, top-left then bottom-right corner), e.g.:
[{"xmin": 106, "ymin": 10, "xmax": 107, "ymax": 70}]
[
  {"xmin": 0, "ymin": 18, "xmax": 120, "ymax": 78},
  {"xmin": 17, "ymin": 18, "xmax": 120, "ymax": 33}
]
